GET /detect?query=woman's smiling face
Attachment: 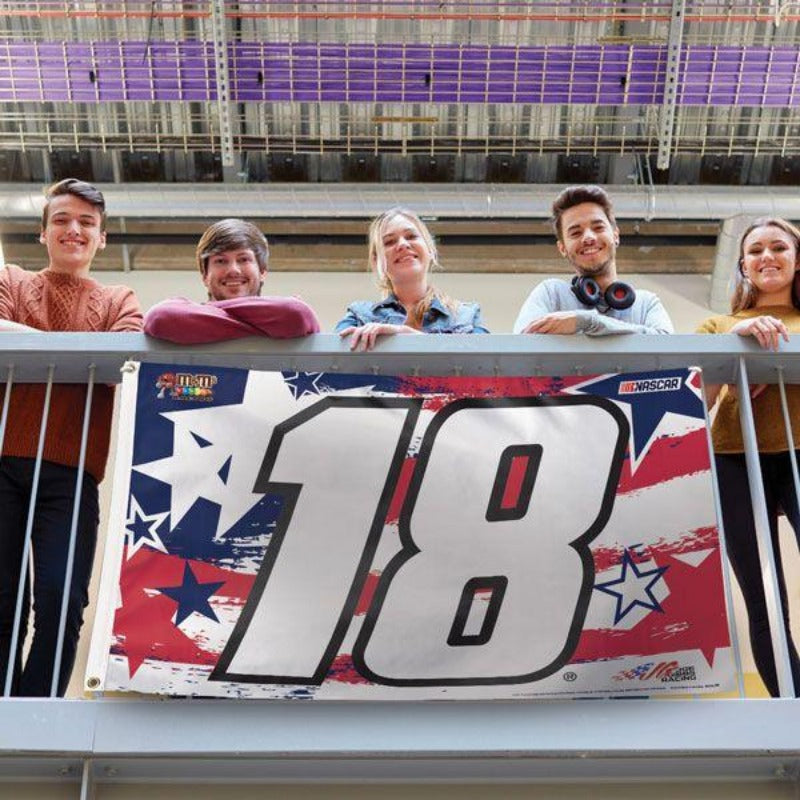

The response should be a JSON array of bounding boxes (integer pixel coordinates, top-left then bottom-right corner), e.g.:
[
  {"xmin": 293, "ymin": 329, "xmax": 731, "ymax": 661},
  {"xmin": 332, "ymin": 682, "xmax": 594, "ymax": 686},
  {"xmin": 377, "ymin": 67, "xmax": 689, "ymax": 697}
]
[
  {"xmin": 379, "ymin": 214, "xmax": 433, "ymax": 285},
  {"xmin": 740, "ymin": 224, "xmax": 799, "ymax": 301}
]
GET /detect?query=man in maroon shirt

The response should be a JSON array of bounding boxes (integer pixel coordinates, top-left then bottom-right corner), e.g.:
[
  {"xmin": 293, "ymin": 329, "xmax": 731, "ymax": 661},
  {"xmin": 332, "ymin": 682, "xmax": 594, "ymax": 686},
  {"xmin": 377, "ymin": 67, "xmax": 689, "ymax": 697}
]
[{"xmin": 144, "ymin": 218, "xmax": 320, "ymax": 343}]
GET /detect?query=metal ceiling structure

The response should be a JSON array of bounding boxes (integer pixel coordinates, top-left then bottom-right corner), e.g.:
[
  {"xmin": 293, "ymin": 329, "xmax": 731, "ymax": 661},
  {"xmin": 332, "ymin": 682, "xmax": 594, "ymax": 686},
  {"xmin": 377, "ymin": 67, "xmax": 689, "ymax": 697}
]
[
  {"xmin": 0, "ymin": 1, "xmax": 799, "ymax": 184},
  {"xmin": 2, "ymin": 182, "xmax": 800, "ymax": 220}
]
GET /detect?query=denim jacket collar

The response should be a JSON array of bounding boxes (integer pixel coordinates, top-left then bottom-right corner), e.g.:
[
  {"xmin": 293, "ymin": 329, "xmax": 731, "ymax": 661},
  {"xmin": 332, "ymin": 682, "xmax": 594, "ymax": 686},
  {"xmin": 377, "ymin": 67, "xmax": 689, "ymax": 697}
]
[{"xmin": 373, "ymin": 294, "xmax": 449, "ymax": 319}]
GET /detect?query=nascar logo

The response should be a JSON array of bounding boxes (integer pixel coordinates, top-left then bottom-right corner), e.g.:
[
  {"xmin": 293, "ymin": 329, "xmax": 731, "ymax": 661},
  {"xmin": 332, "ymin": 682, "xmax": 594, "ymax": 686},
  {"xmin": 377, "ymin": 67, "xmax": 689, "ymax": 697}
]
[{"xmin": 618, "ymin": 377, "xmax": 682, "ymax": 395}]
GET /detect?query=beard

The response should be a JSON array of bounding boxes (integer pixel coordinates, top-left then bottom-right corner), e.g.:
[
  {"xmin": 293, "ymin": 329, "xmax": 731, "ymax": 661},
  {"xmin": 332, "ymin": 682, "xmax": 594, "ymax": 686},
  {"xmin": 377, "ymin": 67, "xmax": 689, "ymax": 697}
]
[{"xmin": 573, "ymin": 253, "xmax": 615, "ymax": 279}]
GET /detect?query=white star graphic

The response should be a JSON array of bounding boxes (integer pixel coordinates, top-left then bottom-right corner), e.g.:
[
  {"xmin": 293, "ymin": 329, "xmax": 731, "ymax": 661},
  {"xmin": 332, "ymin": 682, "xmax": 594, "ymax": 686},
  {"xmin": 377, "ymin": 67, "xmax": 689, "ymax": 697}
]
[
  {"xmin": 125, "ymin": 495, "xmax": 169, "ymax": 559},
  {"xmin": 133, "ymin": 371, "xmax": 311, "ymax": 540}
]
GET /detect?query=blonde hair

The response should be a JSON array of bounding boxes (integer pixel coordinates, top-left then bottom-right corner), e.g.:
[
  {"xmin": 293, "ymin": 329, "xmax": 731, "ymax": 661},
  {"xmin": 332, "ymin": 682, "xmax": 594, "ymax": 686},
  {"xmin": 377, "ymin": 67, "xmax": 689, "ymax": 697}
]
[
  {"xmin": 367, "ymin": 207, "xmax": 456, "ymax": 328},
  {"xmin": 731, "ymin": 217, "xmax": 800, "ymax": 313}
]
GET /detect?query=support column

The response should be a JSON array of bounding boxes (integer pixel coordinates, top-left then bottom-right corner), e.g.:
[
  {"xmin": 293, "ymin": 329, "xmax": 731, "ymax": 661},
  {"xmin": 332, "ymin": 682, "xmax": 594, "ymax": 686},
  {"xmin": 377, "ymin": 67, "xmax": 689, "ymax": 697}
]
[
  {"xmin": 656, "ymin": 0, "xmax": 686, "ymax": 170},
  {"xmin": 110, "ymin": 152, "xmax": 131, "ymax": 272},
  {"xmin": 709, "ymin": 215, "xmax": 750, "ymax": 312},
  {"xmin": 210, "ymin": 0, "xmax": 236, "ymax": 172}
]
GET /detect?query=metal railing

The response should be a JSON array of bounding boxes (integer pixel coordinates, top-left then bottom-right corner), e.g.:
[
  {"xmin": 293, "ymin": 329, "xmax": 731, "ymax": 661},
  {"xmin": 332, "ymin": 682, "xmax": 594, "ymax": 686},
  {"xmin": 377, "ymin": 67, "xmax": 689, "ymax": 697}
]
[{"xmin": 0, "ymin": 332, "xmax": 799, "ymax": 792}]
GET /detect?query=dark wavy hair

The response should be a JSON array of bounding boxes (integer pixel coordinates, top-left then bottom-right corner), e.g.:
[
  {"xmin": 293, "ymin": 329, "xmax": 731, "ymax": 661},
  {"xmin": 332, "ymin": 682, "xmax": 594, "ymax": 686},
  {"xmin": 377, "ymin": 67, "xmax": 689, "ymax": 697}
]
[{"xmin": 42, "ymin": 178, "xmax": 106, "ymax": 230}]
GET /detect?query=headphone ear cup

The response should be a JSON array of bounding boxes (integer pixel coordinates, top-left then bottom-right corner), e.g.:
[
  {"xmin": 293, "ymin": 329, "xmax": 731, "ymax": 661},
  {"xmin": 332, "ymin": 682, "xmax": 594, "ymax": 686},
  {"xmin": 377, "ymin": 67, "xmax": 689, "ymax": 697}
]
[
  {"xmin": 570, "ymin": 275, "xmax": 601, "ymax": 307},
  {"xmin": 604, "ymin": 281, "xmax": 636, "ymax": 310}
]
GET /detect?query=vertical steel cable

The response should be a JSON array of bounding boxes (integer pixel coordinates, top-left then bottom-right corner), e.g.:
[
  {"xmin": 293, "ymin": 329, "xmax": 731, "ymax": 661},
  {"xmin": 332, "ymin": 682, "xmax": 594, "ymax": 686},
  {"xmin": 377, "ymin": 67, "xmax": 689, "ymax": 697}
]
[
  {"xmin": 0, "ymin": 363, "xmax": 14, "ymax": 457},
  {"xmin": 736, "ymin": 356, "xmax": 795, "ymax": 697},
  {"xmin": 776, "ymin": 365, "xmax": 800, "ymax": 529},
  {"xmin": 51, "ymin": 365, "xmax": 95, "ymax": 697},
  {"xmin": 3, "ymin": 364, "xmax": 55, "ymax": 697},
  {"xmin": 79, "ymin": 757, "xmax": 93, "ymax": 800},
  {"xmin": 700, "ymin": 374, "xmax": 745, "ymax": 698}
]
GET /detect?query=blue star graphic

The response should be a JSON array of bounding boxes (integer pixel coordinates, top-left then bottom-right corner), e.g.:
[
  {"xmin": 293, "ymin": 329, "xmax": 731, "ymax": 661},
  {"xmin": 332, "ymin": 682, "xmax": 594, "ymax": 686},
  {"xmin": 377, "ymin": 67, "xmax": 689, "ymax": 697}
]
[
  {"xmin": 283, "ymin": 371, "xmax": 324, "ymax": 399},
  {"xmin": 594, "ymin": 549, "xmax": 669, "ymax": 625},
  {"xmin": 282, "ymin": 370, "xmax": 387, "ymax": 399},
  {"xmin": 572, "ymin": 370, "xmax": 703, "ymax": 462},
  {"xmin": 125, "ymin": 496, "xmax": 169, "ymax": 558},
  {"xmin": 156, "ymin": 562, "xmax": 225, "ymax": 627}
]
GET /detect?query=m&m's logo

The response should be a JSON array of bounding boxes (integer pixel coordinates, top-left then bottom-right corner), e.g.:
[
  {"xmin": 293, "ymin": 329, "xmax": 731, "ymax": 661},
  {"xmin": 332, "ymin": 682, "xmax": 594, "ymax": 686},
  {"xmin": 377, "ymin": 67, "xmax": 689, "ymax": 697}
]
[{"xmin": 155, "ymin": 371, "xmax": 217, "ymax": 402}]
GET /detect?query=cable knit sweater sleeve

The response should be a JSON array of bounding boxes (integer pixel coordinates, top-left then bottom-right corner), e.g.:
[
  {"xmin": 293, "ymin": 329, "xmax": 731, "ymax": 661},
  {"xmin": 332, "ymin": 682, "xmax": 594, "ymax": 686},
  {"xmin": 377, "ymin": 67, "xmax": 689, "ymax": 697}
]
[
  {"xmin": 0, "ymin": 264, "xmax": 25, "ymax": 322},
  {"xmin": 0, "ymin": 264, "xmax": 142, "ymax": 332},
  {"xmin": 105, "ymin": 285, "xmax": 143, "ymax": 332}
]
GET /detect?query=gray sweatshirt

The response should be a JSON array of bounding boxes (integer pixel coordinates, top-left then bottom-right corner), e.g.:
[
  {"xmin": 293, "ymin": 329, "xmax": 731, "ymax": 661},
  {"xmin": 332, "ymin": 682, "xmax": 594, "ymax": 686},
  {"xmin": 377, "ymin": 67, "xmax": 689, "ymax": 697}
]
[{"xmin": 513, "ymin": 279, "xmax": 674, "ymax": 336}]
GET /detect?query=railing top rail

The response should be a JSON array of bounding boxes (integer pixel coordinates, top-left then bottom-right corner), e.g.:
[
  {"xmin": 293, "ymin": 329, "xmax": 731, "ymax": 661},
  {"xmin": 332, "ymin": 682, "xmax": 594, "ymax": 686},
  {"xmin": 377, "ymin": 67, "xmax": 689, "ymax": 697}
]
[
  {"xmin": 0, "ymin": 698, "xmax": 798, "ymax": 784},
  {"xmin": 0, "ymin": 332, "xmax": 798, "ymax": 384}
]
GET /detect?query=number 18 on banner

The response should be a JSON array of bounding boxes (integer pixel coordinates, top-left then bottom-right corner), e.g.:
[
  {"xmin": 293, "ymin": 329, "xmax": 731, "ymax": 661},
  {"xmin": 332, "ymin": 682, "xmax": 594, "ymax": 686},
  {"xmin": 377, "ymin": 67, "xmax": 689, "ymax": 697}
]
[{"xmin": 213, "ymin": 394, "xmax": 628, "ymax": 686}]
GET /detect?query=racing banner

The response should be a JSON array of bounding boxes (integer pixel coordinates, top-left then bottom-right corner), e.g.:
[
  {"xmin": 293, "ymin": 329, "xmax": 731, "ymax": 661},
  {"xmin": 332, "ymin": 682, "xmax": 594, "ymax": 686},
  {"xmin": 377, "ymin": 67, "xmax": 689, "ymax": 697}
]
[{"xmin": 87, "ymin": 363, "xmax": 735, "ymax": 698}]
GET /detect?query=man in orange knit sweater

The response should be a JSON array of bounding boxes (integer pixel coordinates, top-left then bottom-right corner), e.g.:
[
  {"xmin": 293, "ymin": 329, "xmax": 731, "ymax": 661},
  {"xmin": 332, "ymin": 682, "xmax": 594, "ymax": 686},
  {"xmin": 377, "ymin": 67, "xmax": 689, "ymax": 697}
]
[{"xmin": 0, "ymin": 179, "xmax": 142, "ymax": 696}]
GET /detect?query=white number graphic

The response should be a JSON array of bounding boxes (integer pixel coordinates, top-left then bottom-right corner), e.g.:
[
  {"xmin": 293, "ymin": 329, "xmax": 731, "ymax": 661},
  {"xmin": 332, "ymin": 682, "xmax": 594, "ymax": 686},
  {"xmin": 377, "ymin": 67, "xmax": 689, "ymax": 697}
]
[
  {"xmin": 354, "ymin": 399, "xmax": 626, "ymax": 685},
  {"xmin": 212, "ymin": 397, "xmax": 626, "ymax": 687},
  {"xmin": 212, "ymin": 398, "xmax": 419, "ymax": 684}
]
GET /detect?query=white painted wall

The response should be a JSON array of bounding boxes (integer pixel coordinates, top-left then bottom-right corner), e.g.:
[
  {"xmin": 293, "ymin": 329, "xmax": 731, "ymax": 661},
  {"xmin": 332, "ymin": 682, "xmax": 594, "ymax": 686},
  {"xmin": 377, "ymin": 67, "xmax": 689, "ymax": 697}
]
[
  {"xmin": 0, "ymin": 781, "xmax": 797, "ymax": 800},
  {"xmin": 119, "ymin": 269, "xmax": 714, "ymax": 333}
]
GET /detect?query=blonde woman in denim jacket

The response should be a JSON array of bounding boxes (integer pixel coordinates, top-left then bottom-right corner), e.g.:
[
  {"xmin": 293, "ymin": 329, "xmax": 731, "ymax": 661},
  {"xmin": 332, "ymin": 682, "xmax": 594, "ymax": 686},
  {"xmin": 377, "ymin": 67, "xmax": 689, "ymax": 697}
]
[{"xmin": 337, "ymin": 207, "xmax": 488, "ymax": 350}]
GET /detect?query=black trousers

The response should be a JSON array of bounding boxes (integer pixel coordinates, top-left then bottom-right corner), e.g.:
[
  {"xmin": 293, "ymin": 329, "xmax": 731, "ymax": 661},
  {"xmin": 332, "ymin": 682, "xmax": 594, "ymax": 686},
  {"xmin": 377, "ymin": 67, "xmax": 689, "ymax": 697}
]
[
  {"xmin": 0, "ymin": 456, "xmax": 99, "ymax": 696},
  {"xmin": 715, "ymin": 451, "xmax": 800, "ymax": 697}
]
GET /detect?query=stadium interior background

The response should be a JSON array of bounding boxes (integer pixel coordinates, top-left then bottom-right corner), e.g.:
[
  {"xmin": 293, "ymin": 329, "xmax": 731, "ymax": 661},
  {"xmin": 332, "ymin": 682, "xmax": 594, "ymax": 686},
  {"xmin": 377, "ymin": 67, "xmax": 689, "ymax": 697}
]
[{"xmin": 1, "ymin": 2, "xmax": 800, "ymax": 797}]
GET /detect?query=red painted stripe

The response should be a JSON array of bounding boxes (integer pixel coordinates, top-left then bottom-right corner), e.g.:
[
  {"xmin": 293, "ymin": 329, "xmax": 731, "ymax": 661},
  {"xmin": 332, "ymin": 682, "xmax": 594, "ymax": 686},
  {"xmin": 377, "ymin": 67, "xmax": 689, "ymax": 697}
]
[
  {"xmin": 616, "ymin": 428, "xmax": 710, "ymax": 494},
  {"xmin": 501, "ymin": 454, "xmax": 529, "ymax": 510},
  {"xmin": 385, "ymin": 457, "xmax": 416, "ymax": 524}
]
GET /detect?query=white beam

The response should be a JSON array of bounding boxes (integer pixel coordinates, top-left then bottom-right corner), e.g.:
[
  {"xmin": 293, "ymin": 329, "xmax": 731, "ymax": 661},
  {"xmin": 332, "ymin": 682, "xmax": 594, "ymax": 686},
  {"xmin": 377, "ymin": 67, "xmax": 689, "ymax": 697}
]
[
  {"xmin": 0, "ymin": 698, "xmax": 798, "ymax": 783},
  {"xmin": 3, "ymin": 183, "xmax": 800, "ymax": 222}
]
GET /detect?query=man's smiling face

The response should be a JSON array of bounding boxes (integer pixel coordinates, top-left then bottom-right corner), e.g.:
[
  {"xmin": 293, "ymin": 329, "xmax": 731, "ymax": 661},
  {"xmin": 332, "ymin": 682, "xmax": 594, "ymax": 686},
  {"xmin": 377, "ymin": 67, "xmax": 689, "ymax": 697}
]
[
  {"xmin": 202, "ymin": 248, "xmax": 265, "ymax": 300},
  {"xmin": 40, "ymin": 193, "xmax": 106, "ymax": 275},
  {"xmin": 557, "ymin": 201, "xmax": 619, "ymax": 278}
]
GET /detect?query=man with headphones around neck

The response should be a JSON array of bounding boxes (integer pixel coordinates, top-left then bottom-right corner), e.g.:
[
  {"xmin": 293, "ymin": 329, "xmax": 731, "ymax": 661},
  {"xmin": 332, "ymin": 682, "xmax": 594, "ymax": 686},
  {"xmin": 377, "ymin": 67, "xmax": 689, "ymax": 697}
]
[{"xmin": 513, "ymin": 185, "xmax": 674, "ymax": 336}]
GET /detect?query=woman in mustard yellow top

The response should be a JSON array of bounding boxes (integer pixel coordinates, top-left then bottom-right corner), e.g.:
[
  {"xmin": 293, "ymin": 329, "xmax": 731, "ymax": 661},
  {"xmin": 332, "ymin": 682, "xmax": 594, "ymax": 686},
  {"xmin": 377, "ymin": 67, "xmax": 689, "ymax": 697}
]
[{"xmin": 698, "ymin": 217, "xmax": 800, "ymax": 697}]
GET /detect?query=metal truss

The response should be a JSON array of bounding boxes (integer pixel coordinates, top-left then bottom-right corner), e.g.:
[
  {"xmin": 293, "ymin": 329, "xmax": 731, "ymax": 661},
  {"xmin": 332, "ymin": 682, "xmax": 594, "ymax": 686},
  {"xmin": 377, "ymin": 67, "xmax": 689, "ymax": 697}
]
[
  {"xmin": 0, "ymin": 103, "xmax": 797, "ymax": 159},
  {"xmin": 0, "ymin": 2, "xmax": 798, "ymax": 161}
]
